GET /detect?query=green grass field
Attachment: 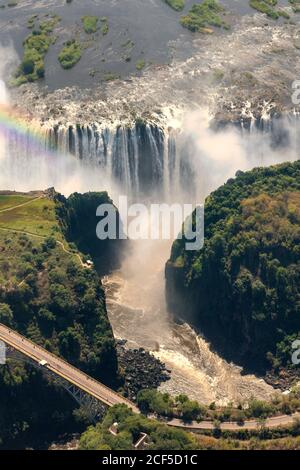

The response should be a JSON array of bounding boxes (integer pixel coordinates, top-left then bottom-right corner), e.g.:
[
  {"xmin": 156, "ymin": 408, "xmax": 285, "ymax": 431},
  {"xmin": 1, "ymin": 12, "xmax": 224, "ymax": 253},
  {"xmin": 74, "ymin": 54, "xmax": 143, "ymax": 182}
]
[
  {"xmin": 0, "ymin": 195, "xmax": 61, "ymax": 239},
  {"xmin": 0, "ymin": 194, "xmax": 80, "ymax": 287},
  {"xmin": 0, "ymin": 194, "xmax": 34, "ymax": 211}
]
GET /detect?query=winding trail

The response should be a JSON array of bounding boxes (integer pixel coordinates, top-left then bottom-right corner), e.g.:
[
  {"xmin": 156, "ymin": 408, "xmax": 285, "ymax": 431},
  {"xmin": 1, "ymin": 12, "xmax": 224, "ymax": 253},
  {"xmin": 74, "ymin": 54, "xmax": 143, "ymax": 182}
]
[
  {"xmin": 1, "ymin": 196, "xmax": 299, "ymax": 432},
  {"xmin": 0, "ymin": 226, "xmax": 87, "ymax": 268},
  {"xmin": 0, "ymin": 195, "xmax": 44, "ymax": 213},
  {"xmin": 0, "ymin": 194, "xmax": 89, "ymax": 268}
]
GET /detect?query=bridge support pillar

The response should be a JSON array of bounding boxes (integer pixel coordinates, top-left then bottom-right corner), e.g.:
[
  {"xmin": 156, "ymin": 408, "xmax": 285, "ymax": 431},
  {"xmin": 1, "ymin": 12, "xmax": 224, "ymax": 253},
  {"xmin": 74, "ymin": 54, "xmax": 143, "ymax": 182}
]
[
  {"xmin": 58, "ymin": 381, "xmax": 107, "ymax": 423},
  {"xmin": 2, "ymin": 341, "xmax": 107, "ymax": 423},
  {"xmin": 0, "ymin": 340, "xmax": 6, "ymax": 364}
]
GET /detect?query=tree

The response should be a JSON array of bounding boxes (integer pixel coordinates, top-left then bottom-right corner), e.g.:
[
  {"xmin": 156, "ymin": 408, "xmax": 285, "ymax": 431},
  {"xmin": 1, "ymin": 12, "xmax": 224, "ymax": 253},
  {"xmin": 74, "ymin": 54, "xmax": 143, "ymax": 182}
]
[
  {"xmin": 21, "ymin": 58, "xmax": 34, "ymax": 75},
  {"xmin": 42, "ymin": 237, "xmax": 57, "ymax": 251},
  {"xmin": 180, "ymin": 400, "xmax": 201, "ymax": 422},
  {"xmin": 137, "ymin": 389, "xmax": 156, "ymax": 414},
  {"xmin": 167, "ymin": 162, "xmax": 300, "ymax": 372},
  {"xmin": 36, "ymin": 62, "xmax": 45, "ymax": 78},
  {"xmin": 248, "ymin": 399, "xmax": 274, "ymax": 419},
  {"xmin": 0, "ymin": 304, "xmax": 13, "ymax": 325},
  {"xmin": 235, "ymin": 410, "xmax": 245, "ymax": 425},
  {"xmin": 58, "ymin": 328, "xmax": 81, "ymax": 361}
]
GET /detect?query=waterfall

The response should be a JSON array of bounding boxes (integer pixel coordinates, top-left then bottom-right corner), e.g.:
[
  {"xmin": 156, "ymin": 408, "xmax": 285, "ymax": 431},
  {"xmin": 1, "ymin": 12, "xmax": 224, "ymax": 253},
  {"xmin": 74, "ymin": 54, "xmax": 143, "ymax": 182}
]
[
  {"xmin": 2, "ymin": 123, "xmax": 184, "ymax": 196},
  {"xmin": 1, "ymin": 111, "xmax": 299, "ymax": 198}
]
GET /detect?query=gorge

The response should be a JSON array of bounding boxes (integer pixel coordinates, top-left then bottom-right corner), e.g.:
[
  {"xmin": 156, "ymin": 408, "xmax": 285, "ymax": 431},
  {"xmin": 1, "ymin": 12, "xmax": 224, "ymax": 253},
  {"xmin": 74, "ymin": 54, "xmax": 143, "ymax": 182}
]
[
  {"xmin": 1, "ymin": 74, "xmax": 299, "ymax": 406},
  {"xmin": 0, "ymin": 0, "xmax": 300, "ymax": 451}
]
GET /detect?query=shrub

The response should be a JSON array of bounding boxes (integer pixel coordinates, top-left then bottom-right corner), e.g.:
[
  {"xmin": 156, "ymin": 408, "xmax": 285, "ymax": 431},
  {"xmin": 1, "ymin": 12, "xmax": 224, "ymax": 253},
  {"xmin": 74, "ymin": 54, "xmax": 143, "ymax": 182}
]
[
  {"xmin": 165, "ymin": 0, "xmax": 185, "ymax": 11},
  {"xmin": 81, "ymin": 16, "xmax": 98, "ymax": 34},
  {"xmin": 58, "ymin": 40, "xmax": 82, "ymax": 69},
  {"xmin": 247, "ymin": 399, "xmax": 275, "ymax": 419},
  {"xmin": 100, "ymin": 17, "xmax": 109, "ymax": 35},
  {"xmin": 136, "ymin": 59, "xmax": 145, "ymax": 71},
  {"xmin": 180, "ymin": 0, "xmax": 229, "ymax": 32},
  {"xmin": 21, "ymin": 58, "xmax": 35, "ymax": 75},
  {"xmin": 0, "ymin": 303, "xmax": 13, "ymax": 325}
]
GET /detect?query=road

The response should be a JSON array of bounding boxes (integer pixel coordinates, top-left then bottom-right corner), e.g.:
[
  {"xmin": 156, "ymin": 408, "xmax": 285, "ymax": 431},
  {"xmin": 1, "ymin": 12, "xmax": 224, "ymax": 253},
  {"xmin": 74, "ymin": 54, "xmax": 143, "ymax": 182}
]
[
  {"xmin": 167, "ymin": 413, "xmax": 300, "ymax": 432},
  {"xmin": 0, "ymin": 323, "xmax": 139, "ymax": 413},
  {"xmin": 0, "ymin": 194, "xmax": 299, "ymax": 431},
  {"xmin": 0, "ymin": 323, "xmax": 299, "ymax": 431}
]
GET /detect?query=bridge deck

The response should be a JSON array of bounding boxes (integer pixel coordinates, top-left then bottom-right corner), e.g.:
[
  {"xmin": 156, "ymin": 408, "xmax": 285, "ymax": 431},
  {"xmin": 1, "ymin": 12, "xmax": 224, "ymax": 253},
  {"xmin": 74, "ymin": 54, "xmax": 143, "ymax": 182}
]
[
  {"xmin": 0, "ymin": 323, "xmax": 139, "ymax": 413},
  {"xmin": 1, "ymin": 324, "xmax": 299, "ymax": 432}
]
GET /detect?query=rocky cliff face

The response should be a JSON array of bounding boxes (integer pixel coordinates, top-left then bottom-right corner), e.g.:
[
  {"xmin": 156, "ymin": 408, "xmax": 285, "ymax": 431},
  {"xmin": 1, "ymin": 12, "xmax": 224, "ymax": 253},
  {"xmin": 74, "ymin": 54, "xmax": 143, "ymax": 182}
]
[
  {"xmin": 166, "ymin": 161, "xmax": 300, "ymax": 373},
  {"xmin": 0, "ymin": 190, "xmax": 120, "ymax": 447}
]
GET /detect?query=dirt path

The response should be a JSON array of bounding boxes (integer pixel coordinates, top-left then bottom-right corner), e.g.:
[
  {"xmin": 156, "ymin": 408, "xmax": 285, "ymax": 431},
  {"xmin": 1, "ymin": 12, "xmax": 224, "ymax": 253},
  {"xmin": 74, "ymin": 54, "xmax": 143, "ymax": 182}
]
[
  {"xmin": 0, "ymin": 194, "xmax": 89, "ymax": 269},
  {"xmin": 3, "ymin": 197, "xmax": 299, "ymax": 432},
  {"xmin": 0, "ymin": 225, "xmax": 89, "ymax": 268},
  {"xmin": 0, "ymin": 196, "xmax": 44, "ymax": 213}
]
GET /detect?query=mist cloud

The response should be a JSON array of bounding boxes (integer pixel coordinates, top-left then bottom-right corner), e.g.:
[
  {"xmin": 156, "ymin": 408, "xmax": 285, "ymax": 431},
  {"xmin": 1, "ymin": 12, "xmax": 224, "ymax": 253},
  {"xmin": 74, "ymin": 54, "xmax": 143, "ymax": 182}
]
[{"xmin": 0, "ymin": 42, "xmax": 19, "ymax": 87}]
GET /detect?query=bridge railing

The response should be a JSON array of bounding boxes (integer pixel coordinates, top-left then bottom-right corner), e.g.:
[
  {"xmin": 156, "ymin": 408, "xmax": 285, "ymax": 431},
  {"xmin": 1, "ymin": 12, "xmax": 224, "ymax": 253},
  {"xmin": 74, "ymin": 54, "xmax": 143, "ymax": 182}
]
[{"xmin": 0, "ymin": 323, "xmax": 137, "ymax": 410}]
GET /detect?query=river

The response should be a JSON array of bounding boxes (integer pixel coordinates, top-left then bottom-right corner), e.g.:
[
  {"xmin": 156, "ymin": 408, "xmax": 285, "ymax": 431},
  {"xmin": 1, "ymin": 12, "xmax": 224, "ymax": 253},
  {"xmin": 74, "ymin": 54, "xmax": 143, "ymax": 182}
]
[{"xmin": 103, "ymin": 238, "xmax": 275, "ymax": 406}]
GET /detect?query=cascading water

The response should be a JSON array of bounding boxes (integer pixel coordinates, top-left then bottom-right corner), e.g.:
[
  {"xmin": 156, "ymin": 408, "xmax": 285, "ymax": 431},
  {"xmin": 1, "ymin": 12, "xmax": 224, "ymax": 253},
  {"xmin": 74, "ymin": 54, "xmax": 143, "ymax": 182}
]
[
  {"xmin": 3, "ymin": 109, "xmax": 299, "ymax": 197},
  {"xmin": 1, "ymin": 119, "xmax": 184, "ymax": 200},
  {"xmin": 45, "ymin": 122, "xmax": 176, "ymax": 198},
  {"xmin": 1, "ymin": 86, "xmax": 299, "ymax": 403},
  {"xmin": 101, "ymin": 110, "xmax": 300, "ymax": 405}
]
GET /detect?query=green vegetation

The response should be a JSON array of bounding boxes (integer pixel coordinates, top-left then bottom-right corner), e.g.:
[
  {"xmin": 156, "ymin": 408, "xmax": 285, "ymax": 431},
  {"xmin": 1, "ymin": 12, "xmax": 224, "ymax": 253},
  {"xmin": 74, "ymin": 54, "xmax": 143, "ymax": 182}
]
[
  {"xmin": 13, "ymin": 15, "xmax": 60, "ymax": 85},
  {"xmin": 0, "ymin": 191, "xmax": 118, "ymax": 447},
  {"xmin": 58, "ymin": 39, "xmax": 82, "ymax": 69},
  {"xmin": 136, "ymin": 388, "xmax": 300, "ymax": 424},
  {"xmin": 100, "ymin": 17, "xmax": 109, "ymax": 35},
  {"xmin": 194, "ymin": 427, "xmax": 300, "ymax": 449},
  {"xmin": 180, "ymin": 0, "xmax": 229, "ymax": 33},
  {"xmin": 289, "ymin": 0, "xmax": 300, "ymax": 13},
  {"xmin": 121, "ymin": 39, "xmax": 135, "ymax": 49},
  {"xmin": 164, "ymin": 0, "xmax": 185, "ymax": 11},
  {"xmin": 79, "ymin": 396, "xmax": 300, "ymax": 450},
  {"xmin": 102, "ymin": 72, "xmax": 120, "ymax": 82},
  {"xmin": 27, "ymin": 15, "xmax": 38, "ymax": 29},
  {"xmin": 55, "ymin": 191, "xmax": 114, "ymax": 256},
  {"xmin": 81, "ymin": 16, "xmax": 98, "ymax": 34},
  {"xmin": 237, "ymin": 435, "xmax": 300, "ymax": 450},
  {"xmin": 167, "ymin": 161, "xmax": 300, "ymax": 372},
  {"xmin": 137, "ymin": 390, "xmax": 204, "ymax": 421},
  {"xmin": 121, "ymin": 39, "xmax": 134, "ymax": 62},
  {"xmin": 278, "ymin": 9, "xmax": 290, "ymax": 19},
  {"xmin": 0, "ymin": 196, "xmax": 62, "ymax": 239},
  {"xmin": 249, "ymin": 0, "xmax": 280, "ymax": 19},
  {"xmin": 250, "ymin": 0, "xmax": 295, "ymax": 19},
  {"xmin": 0, "ymin": 194, "xmax": 35, "ymax": 211},
  {"xmin": 136, "ymin": 59, "xmax": 146, "ymax": 71},
  {"xmin": 79, "ymin": 404, "xmax": 199, "ymax": 450},
  {"xmin": 13, "ymin": 32, "xmax": 51, "ymax": 85},
  {"xmin": 39, "ymin": 15, "xmax": 61, "ymax": 33},
  {"xmin": 213, "ymin": 435, "xmax": 300, "ymax": 449}
]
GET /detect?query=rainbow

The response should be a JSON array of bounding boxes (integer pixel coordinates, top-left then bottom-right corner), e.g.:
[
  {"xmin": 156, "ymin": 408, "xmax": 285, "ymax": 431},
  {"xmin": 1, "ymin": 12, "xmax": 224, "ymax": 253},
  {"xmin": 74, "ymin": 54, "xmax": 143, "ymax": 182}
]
[{"xmin": 0, "ymin": 103, "xmax": 56, "ymax": 156}]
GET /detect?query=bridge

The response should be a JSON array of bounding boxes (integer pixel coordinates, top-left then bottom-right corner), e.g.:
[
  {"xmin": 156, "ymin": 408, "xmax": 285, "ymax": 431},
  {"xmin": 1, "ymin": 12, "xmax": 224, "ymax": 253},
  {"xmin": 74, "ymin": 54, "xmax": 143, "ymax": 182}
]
[
  {"xmin": 1, "ymin": 323, "xmax": 300, "ymax": 432},
  {"xmin": 0, "ymin": 323, "xmax": 139, "ymax": 421}
]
